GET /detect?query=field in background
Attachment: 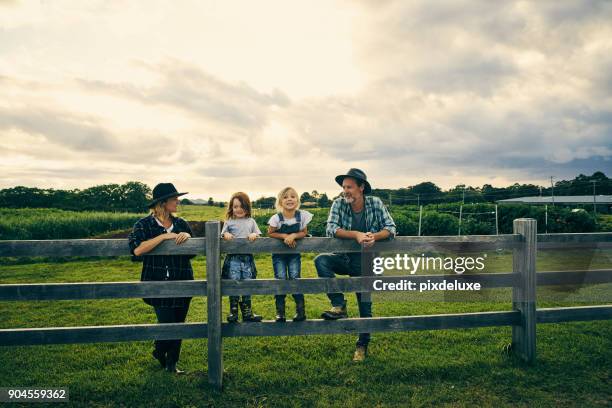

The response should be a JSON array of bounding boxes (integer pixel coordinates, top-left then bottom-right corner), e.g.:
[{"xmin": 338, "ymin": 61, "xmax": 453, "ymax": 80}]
[
  {"xmin": 0, "ymin": 208, "xmax": 144, "ymax": 240},
  {"xmin": 1, "ymin": 205, "xmax": 609, "ymax": 241}
]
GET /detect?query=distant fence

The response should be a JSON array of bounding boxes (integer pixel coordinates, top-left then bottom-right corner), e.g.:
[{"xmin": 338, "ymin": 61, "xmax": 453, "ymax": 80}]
[{"xmin": 0, "ymin": 219, "xmax": 611, "ymax": 391}]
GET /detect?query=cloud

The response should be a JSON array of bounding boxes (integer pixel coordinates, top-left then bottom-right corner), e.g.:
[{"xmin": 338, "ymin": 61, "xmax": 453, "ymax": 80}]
[
  {"xmin": 0, "ymin": 1, "xmax": 611, "ymax": 198},
  {"xmin": 76, "ymin": 60, "xmax": 290, "ymax": 130},
  {"xmin": 0, "ymin": 106, "xmax": 118, "ymax": 151}
]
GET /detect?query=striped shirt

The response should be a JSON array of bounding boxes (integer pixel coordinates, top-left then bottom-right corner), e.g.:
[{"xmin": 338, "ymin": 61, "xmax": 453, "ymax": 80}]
[{"xmin": 128, "ymin": 214, "xmax": 194, "ymax": 308}]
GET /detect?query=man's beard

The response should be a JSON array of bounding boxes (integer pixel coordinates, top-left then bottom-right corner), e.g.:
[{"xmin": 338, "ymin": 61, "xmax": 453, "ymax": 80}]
[{"xmin": 342, "ymin": 193, "xmax": 355, "ymax": 204}]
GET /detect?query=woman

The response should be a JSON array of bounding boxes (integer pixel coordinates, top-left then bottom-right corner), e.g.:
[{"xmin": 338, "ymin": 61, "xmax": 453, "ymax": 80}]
[{"xmin": 128, "ymin": 183, "xmax": 194, "ymax": 374}]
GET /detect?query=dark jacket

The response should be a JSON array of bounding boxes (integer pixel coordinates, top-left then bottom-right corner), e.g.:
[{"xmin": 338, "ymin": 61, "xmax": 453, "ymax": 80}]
[{"xmin": 128, "ymin": 214, "xmax": 194, "ymax": 308}]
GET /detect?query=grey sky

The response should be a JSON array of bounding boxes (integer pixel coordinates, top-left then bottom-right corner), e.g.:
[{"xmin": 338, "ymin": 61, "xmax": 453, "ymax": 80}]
[{"xmin": 0, "ymin": 1, "xmax": 610, "ymax": 200}]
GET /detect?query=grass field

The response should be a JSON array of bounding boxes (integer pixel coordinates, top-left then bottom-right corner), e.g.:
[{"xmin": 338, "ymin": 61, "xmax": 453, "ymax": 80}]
[
  {"xmin": 2, "ymin": 205, "xmax": 609, "ymax": 242},
  {"xmin": 0, "ymin": 208, "xmax": 145, "ymax": 240},
  {"xmin": 0, "ymin": 247, "xmax": 610, "ymax": 407}
]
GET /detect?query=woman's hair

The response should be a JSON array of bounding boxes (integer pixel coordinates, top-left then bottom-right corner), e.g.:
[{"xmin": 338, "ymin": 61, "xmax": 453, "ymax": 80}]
[
  {"xmin": 275, "ymin": 187, "xmax": 300, "ymax": 212},
  {"xmin": 149, "ymin": 200, "xmax": 176, "ymax": 222},
  {"xmin": 226, "ymin": 192, "xmax": 252, "ymax": 219}
]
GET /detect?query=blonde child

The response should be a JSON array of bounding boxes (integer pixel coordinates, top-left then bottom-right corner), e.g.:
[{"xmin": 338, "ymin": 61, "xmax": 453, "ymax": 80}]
[
  {"xmin": 221, "ymin": 192, "xmax": 262, "ymax": 323},
  {"xmin": 267, "ymin": 187, "xmax": 313, "ymax": 322}
]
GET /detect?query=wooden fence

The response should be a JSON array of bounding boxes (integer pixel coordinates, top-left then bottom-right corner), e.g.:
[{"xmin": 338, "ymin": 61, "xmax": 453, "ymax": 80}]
[{"xmin": 0, "ymin": 218, "xmax": 611, "ymax": 391}]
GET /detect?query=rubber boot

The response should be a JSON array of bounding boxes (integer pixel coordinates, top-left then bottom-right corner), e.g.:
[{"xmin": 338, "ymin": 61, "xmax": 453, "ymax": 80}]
[
  {"xmin": 227, "ymin": 296, "xmax": 239, "ymax": 323},
  {"xmin": 275, "ymin": 295, "xmax": 286, "ymax": 322},
  {"xmin": 292, "ymin": 294, "xmax": 306, "ymax": 322},
  {"xmin": 240, "ymin": 299, "xmax": 262, "ymax": 322}
]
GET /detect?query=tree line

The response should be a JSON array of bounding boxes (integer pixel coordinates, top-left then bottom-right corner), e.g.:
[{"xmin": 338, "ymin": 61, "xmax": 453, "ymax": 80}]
[{"xmin": 0, "ymin": 172, "xmax": 609, "ymax": 212}]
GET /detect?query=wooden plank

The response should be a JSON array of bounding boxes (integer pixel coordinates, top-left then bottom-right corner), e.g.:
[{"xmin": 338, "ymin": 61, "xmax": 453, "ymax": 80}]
[
  {"xmin": 0, "ymin": 238, "xmax": 206, "ymax": 257},
  {"xmin": 537, "ymin": 232, "xmax": 612, "ymax": 243},
  {"xmin": 0, "ymin": 322, "xmax": 207, "ymax": 346},
  {"xmin": 4, "ymin": 270, "xmax": 608, "ymax": 302},
  {"xmin": 0, "ymin": 280, "xmax": 207, "ymax": 301},
  {"xmin": 220, "ymin": 235, "xmax": 521, "ymax": 254},
  {"xmin": 221, "ymin": 310, "xmax": 520, "ymax": 337},
  {"xmin": 536, "ymin": 305, "xmax": 612, "ymax": 323},
  {"xmin": 512, "ymin": 218, "xmax": 537, "ymax": 364},
  {"xmin": 538, "ymin": 242, "xmax": 612, "ymax": 250},
  {"xmin": 537, "ymin": 269, "xmax": 612, "ymax": 286},
  {"xmin": 537, "ymin": 232, "xmax": 612, "ymax": 249},
  {"xmin": 205, "ymin": 221, "xmax": 223, "ymax": 391},
  {"xmin": 221, "ymin": 273, "xmax": 516, "ymax": 296}
]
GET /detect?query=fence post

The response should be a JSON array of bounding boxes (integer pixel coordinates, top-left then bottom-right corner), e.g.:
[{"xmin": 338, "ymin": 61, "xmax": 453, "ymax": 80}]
[
  {"xmin": 206, "ymin": 221, "xmax": 223, "ymax": 390},
  {"xmin": 418, "ymin": 205, "xmax": 423, "ymax": 236},
  {"xmin": 512, "ymin": 218, "xmax": 537, "ymax": 364}
]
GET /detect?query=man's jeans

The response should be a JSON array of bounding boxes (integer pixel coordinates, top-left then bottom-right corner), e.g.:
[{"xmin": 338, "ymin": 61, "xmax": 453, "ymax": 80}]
[{"xmin": 314, "ymin": 252, "xmax": 372, "ymax": 347}]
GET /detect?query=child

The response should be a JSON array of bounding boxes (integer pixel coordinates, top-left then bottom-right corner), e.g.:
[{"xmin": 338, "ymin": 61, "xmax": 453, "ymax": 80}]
[
  {"xmin": 267, "ymin": 187, "xmax": 313, "ymax": 322},
  {"xmin": 221, "ymin": 192, "xmax": 263, "ymax": 323}
]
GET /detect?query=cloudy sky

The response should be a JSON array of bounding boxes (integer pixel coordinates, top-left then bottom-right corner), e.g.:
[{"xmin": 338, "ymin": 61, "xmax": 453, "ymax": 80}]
[{"xmin": 1, "ymin": 0, "xmax": 611, "ymax": 200}]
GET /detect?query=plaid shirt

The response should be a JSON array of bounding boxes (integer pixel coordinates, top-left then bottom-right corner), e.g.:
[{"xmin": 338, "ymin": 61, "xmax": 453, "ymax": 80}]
[
  {"xmin": 128, "ymin": 214, "xmax": 194, "ymax": 308},
  {"xmin": 326, "ymin": 195, "xmax": 396, "ymax": 238}
]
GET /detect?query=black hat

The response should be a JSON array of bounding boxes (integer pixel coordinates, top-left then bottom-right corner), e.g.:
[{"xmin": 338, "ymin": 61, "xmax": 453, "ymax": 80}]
[
  {"xmin": 335, "ymin": 168, "xmax": 372, "ymax": 194},
  {"xmin": 148, "ymin": 183, "xmax": 188, "ymax": 207}
]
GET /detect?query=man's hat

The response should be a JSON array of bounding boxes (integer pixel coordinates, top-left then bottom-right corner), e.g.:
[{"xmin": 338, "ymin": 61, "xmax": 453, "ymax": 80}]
[
  {"xmin": 335, "ymin": 168, "xmax": 372, "ymax": 194},
  {"xmin": 148, "ymin": 183, "xmax": 188, "ymax": 207}
]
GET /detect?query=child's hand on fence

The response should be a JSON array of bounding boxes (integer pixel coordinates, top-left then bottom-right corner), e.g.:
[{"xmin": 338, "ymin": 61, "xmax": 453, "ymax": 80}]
[
  {"xmin": 175, "ymin": 232, "xmax": 190, "ymax": 245},
  {"xmin": 247, "ymin": 233, "xmax": 258, "ymax": 241},
  {"xmin": 284, "ymin": 234, "xmax": 297, "ymax": 248},
  {"xmin": 223, "ymin": 232, "xmax": 234, "ymax": 240}
]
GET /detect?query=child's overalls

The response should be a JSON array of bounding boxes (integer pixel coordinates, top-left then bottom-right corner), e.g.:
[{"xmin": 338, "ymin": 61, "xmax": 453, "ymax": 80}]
[{"xmin": 272, "ymin": 211, "xmax": 306, "ymax": 321}]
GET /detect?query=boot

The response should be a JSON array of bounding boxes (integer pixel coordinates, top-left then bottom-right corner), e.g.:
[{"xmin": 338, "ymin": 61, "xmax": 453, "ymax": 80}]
[
  {"xmin": 227, "ymin": 296, "xmax": 239, "ymax": 323},
  {"xmin": 165, "ymin": 360, "xmax": 185, "ymax": 375},
  {"xmin": 321, "ymin": 300, "xmax": 347, "ymax": 320},
  {"xmin": 292, "ymin": 294, "xmax": 306, "ymax": 322},
  {"xmin": 240, "ymin": 299, "xmax": 262, "ymax": 322},
  {"xmin": 152, "ymin": 348, "xmax": 166, "ymax": 369},
  {"xmin": 275, "ymin": 295, "xmax": 286, "ymax": 322},
  {"xmin": 352, "ymin": 345, "xmax": 367, "ymax": 362}
]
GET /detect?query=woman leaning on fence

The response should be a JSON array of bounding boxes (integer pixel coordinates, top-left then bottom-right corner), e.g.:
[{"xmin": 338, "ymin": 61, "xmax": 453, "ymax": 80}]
[{"xmin": 128, "ymin": 183, "xmax": 194, "ymax": 375}]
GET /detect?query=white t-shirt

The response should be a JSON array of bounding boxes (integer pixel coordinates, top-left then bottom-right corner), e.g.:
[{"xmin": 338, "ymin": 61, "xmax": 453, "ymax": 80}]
[
  {"xmin": 267, "ymin": 210, "xmax": 313, "ymax": 231},
  {"xmin": 154, "ymin": 217, "xmax": 174, "ymax": 233}
]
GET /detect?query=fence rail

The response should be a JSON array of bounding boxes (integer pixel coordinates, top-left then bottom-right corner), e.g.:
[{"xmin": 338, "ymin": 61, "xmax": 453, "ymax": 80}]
[{"xmin": 0, "ymin": 219, "xmax": 611, "ymax": 391}]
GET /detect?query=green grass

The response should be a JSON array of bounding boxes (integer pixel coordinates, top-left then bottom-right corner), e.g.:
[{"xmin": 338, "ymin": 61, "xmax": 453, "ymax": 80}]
[
  {"xmin": 0, "ymin": 249, "xmax": 610, "ymax": 407},
  {"xmin": 3, "ymin": 205, "xmax": 609, "ymax": 241},
  {"xmin": 0, "ymin": 208, "xmax": 145, "ymax": 240}
]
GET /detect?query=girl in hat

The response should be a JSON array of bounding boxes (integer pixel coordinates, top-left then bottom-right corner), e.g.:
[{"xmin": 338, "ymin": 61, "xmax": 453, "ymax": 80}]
[
  {"xmin": 267, "ymin": 187, "xmax": 313, "ymax": 322},
  {"xmin": 221, "ymin": 192, "xmax": 263, "ymax": 323},
  {"xmin": 128, "ymin": 183, "xmax": 194, "ymax": 374}
]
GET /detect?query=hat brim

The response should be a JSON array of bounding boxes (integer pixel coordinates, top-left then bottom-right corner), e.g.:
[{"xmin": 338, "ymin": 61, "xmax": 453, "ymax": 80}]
[
  {"xmin": 335, "ymin": 175, "xmax": 372, "ymax": 194},
  {"xmin": 147, "ymin": 192, "xmax": 188, "ymax": 207}
]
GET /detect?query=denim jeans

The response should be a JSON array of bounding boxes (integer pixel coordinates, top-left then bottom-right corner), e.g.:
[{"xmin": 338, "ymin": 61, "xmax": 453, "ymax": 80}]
[
  {"xmin": 314, "ymin": 252, "xmax": 373, "ymax": 347},
  {"xmin": 272, "ymin": 253, "xmax": 303, "ymax": 302},
  {"xmin": 153, "ymin": 302, "xmax": 190, "ymax": 364},
  {"xmin": 272, "ymin": 253, "xmax": 301, "ymax": 279},
  {"xmin": 227, "ymin": 255, "xmax": 255, "ymax": 303}
]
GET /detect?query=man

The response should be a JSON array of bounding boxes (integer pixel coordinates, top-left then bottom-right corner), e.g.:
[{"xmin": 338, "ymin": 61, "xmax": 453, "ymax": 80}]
[{"xmin": 314, "ymin": 168, "xmax": 396, "ymax": 362}]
